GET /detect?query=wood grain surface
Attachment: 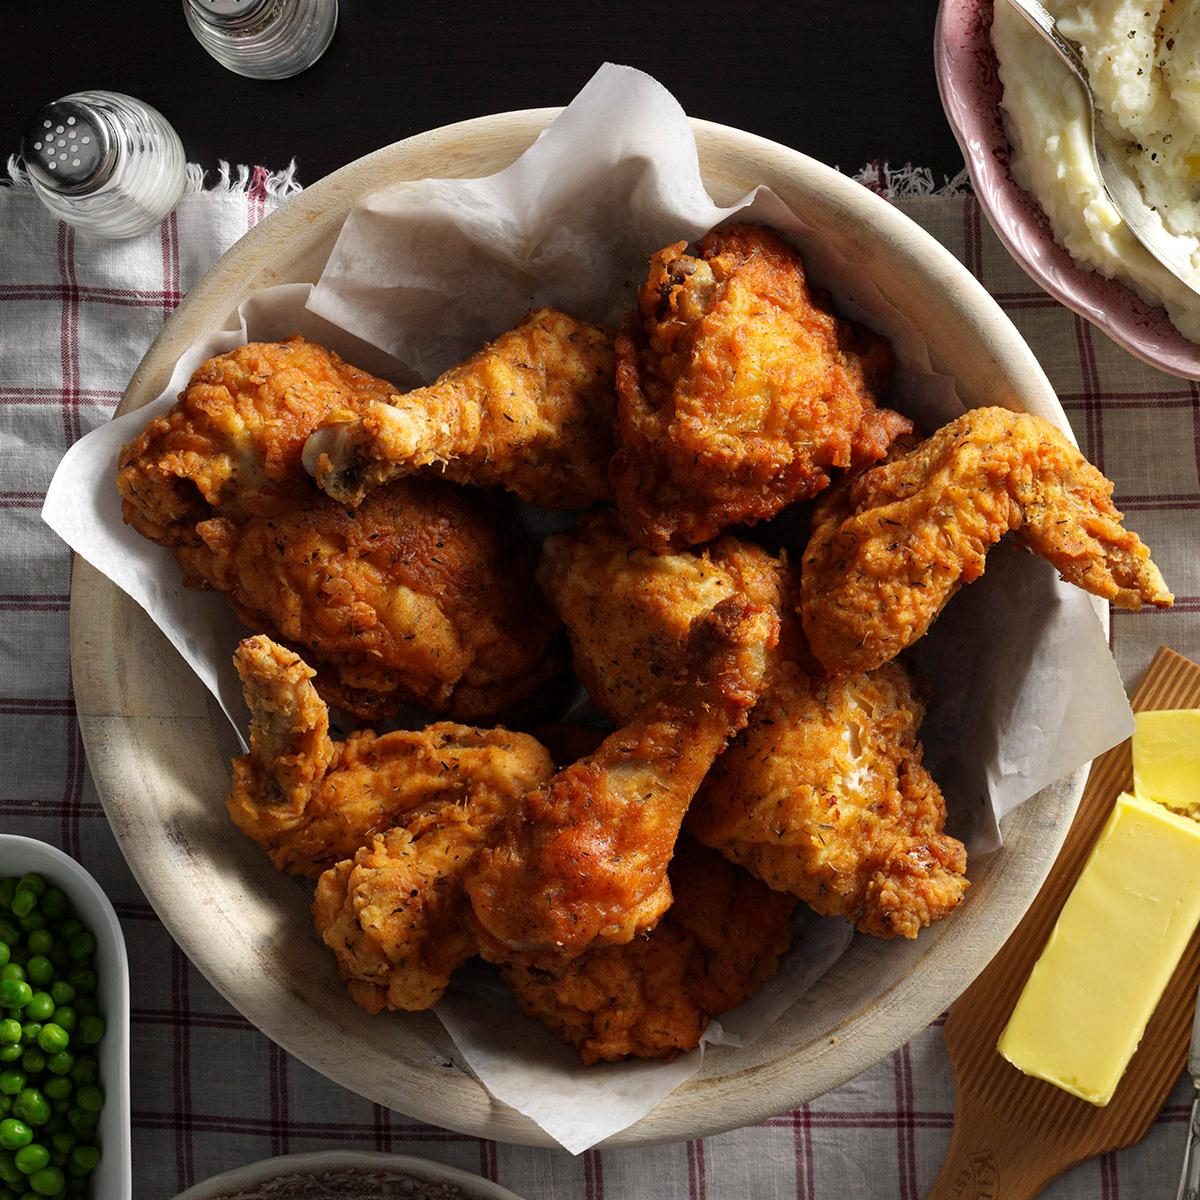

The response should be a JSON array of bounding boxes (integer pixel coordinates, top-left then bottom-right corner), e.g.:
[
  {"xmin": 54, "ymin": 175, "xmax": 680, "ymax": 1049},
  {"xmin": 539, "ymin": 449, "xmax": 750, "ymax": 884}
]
[{"xmin": 930, "ymin": 647, "xmax": 1200, "ymax": 1200}]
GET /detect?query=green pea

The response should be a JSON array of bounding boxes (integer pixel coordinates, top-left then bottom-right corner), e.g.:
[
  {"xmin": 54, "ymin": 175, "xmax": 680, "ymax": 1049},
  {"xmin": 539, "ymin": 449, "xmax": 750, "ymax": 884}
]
[
  {"xmin": 76, "ymin": 1018, "xmax": 101, "ymax": 1049},
  {"xmin": 0, "ymin": 1123, "xmax": 30, "ymax": 1153},
  {"xmin": 0, "ymin": 951, "xmax": 8, "ymax": 973},
  {"xmin": 65, "ymin": 1146, "xmax": 94, "ymax": 1177},
  {"xmin": 18, "ymin": 1001, "xmax": 47, "ymax": 1029},
  {"xmin": 65, "ymin": 1062, "xmax": 93, "ymax": 1090},
  {"xmin": 0, "ymin": 883, "xmax": 15, "ymax": 913},
  {"xmin": 43, "ymin": 1054, "xmax": 71, "ymax": 1078},
  {"xmin": 0, "ymin": 1101, "xmax": 9, "ymax": 1120},
  {"xmin": 67, "ymin": 1000, "xmax": 91, "ymax": 1020},
  {"xmin": 28, "ymin": 1166, "xmax": 62, "ymax": 1197},
  {"xmin": 10, "ymin": 1092, "xmax": 46, "ymax": 1130},
  {"xmin": 30, "ymin": 1029, "xmax": 62, "ymax": 1059},
  {"xmin": 13, "ymin": 1143, "xmax": 47, "ymax": 1175},
  {"xmin": 16, "ymin": 1030, "xmax": 36, "ymax": 1050},
  {"xmin": 47, "ymin": 1011, "xmax": 71, "ymax": 1039},
  {"xmin": 71, "ymin": 1089, "xmax": 99, "ymax": 1118},
  {"xmin": 0, "ymin": 929, "xmax": 17, "ymax": 953},
  {"xmin": 62, "ymin": 972, "xmax": 92, "ymax": 998},
  {"xmin": 0, "ymin": 1053, "xmax": 17, "ymax": 1068},
  {"xmin": 14, "ymin": 1056, "xmax": 38, "ymax": 1082},
  {"xmin": 64, "ymin": 1109, "xmax": 95, "ymax": 1135},
  {"xmin": 20, "ymin": 970, "xmax": 46, "ymax": 999},
  {"xmin": 63, "ymin": 937, "xmax": 91, "ymax": 966},
  {"xmin": 37, "ymin": 1085, "xmax": 65, "ymax": 1108},
  {"xmin": 44, "ymin": 989, "xmax": 69, "ymax": 1014},
  {"xmin": 0, "ymin": 1077, "xmax": 22, "ymax": 1100},
  {"xmin": 14, "ymin": 880, "xmax": 43, "ymax": 903},
  {"xmin": 6, "ymin": 901, "xmax": 31, "ymax": 926},
  {"xmin": 46, "ymin": 1138, "xmax": 69, "ymax": 1162},
  {"xmin": 0, "ymin": 971, "xmax": 22, "ymax": 989},
  {"xmin": 37, "ymin": 894, "xmax": 64, "ymax": 924},
  {"xmin": 0, "ymin": 1028, "xmax": 17, "ymax": 1052},
  {"xmin": 0, "ymin": 986, "xmax": 28, "ymax": 1014},
  {"xmin": 0, "ymin": 1152, "xmax": 19, "ymax": 1185}
]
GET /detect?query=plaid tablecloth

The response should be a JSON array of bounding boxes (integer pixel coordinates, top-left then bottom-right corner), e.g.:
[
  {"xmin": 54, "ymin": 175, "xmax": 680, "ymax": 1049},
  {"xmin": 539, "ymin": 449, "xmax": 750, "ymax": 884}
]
[{"xmin": 1, "ymin": 169, "xmax": 1197, "ymax": 1199}]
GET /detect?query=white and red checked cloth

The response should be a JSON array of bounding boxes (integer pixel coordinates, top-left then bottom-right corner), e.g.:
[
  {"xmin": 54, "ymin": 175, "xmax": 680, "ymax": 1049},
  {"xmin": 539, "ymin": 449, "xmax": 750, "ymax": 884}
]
[{"xmin": 1, "ymin": 170, "xmax": 1198, "ymax": 1200}]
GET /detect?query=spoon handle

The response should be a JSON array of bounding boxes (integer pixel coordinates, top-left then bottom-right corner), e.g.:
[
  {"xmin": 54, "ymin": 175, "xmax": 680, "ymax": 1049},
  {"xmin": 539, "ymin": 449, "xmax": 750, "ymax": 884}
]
[{"xmin": 1002, "ymin": 0, "xmax": 1091, "ymax": 83}]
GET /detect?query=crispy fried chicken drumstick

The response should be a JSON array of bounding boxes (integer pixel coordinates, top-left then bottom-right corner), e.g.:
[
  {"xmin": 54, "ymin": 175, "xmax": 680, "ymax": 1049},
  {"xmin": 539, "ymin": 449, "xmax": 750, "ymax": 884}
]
[
  {"xmin": 118, "ymin": 338, "xmax": 395, "ymax": 545},
  {"xmin": 612, "ymin": 224, "xmax": 911, "ymax": 552},
  {"xmin": 800, "ymin": 406, "xmax": 1174, "ymax": 676},
  {"xmin": 305, "ymin": 308, "xmax": 616, "ymax": 509},
  {"xmin": 688, "ymin": 660, "xmax": 968, "ymax": 939},
  {"xmin": 502, "ymin": 840, "xmax": 797, "ymax": 1063},
  {"xmin": 228, "ymin": 636, "xmax": 555, "ymax": 1010},
  {"xmin": 537, "ymin": 516, "xmax": 966, "ymax": 939},
  {"xmin": 466, "ymin": 594, "xmax": 777, "ymax": 969},
  {"xmin": 119, "ymin": 339, "xmax": 561, "ymax": 722}
]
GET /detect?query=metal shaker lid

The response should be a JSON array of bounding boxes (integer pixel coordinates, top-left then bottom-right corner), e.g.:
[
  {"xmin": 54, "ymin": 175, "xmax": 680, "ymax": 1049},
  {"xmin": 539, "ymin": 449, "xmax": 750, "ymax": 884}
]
[
  {"xmin": 186, "ymin": 0, "xmax": 271, "ymax": 26},
  {"xmin": 20, "ymin": 99, "xmax": 117, "ymax": 194}
]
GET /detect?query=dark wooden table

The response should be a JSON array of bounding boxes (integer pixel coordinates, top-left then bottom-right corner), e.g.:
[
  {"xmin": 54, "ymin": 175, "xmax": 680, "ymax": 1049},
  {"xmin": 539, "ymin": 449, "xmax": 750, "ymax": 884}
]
[{"xmin": 0, "ymin": 2, "xmax": 962, "ymax": 187}]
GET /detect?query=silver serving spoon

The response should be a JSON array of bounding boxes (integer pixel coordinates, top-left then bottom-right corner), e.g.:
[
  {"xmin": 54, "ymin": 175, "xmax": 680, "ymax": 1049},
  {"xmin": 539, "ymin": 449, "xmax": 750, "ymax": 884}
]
[{"xmin": 1002, "ymin": 0, "xmax": 1200, "ymax": 297}]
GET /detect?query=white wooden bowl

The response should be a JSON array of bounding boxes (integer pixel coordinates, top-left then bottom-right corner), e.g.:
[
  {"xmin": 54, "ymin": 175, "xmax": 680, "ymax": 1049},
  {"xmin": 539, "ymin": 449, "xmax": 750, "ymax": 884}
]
[{"xmin": 69, "ymin": 111, "xmax": 1094, "ymax": 1148}]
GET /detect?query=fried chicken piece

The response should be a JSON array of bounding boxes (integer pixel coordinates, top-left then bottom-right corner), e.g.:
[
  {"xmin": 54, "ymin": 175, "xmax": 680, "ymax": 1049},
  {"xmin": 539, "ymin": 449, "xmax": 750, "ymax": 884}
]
[
  {"xmin": 180, "ymin": 477, "xmax": 561, "ymax": 722},
  {"xmin": 118, "ymin": 338, "xmax": 397, "ymax": 546},
  {"xmin": 466, "ymin": 595, "xmax": 778, "ymax": 969},
  {"xmin": 502, "ymin": 840, "xmax": 797, "ymax": 1063},
  {"xmin": 538, "ymin": 510, "xmax": 790, "ymax": 724},
  {"xmin": 800, "ymin": 406, "xmax": 1174, "ymax": 676},
  {"xmin": 611, "ymin": 224, "xmax": 911, "ymax": 552},
  {"xmin": 304, "ymin": 308, "xmax": 616, "ymax": 510},
  {"xmin": 688, "ymin": 660, "xmax": 968, "ymax": 939},
  {"xmin": 228, "ymin": 635, "xmax": 554, "ymax": 878}
]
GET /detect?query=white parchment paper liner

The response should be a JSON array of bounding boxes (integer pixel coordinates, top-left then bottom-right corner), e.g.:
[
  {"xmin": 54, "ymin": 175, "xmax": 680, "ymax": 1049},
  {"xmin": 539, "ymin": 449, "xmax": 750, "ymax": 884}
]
[{"xmin": 43, "ymin": 64, "xmax": 1134, "ymax": 1153}]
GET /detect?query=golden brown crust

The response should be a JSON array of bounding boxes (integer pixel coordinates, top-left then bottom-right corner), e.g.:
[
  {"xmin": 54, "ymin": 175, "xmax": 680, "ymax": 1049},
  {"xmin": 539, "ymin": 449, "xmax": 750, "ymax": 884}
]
[
  {"xmin": 688, "ymin": 659, "xmax": 968, "ymax": 940},
  {"xmin": 179, "ymin": 477, "xmax": 562, "ymax": 722},
  {"xmin": 611, "ymin": 224, "xmax": 909, "ymax": 552},
  {"xmin": 537, "ymin": 510, "xmax": 792, "ymax": 724},
  {"xmin": 501, "ymin": 840, "xmax": 796, "ymax": 1063},
  {"xmin": 799, "ymin": 407, "xmax": 1173, "ymax": 676},
  {"xmin": 308, "ymin": 308, "xmax": 617, "ymax": 509},
  {"xmin": 466, "ymin": 595, "xmax": 777, "ymax": 969}
]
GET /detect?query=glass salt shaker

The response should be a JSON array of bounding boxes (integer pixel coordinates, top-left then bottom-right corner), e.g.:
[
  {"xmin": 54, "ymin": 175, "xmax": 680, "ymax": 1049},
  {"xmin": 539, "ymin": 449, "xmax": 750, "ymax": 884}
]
[
  {"xmin": 183, "ymin": 0, "xmax": 338, "ymax": 80},
  {"xmin": 20, "ymin": 91, "xmax": 186, "ymax": 240}
]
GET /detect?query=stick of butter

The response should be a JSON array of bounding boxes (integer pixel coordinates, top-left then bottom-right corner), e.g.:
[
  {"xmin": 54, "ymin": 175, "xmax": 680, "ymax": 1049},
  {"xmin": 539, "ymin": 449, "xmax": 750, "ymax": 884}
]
[
  {"xmin": 1133, "ymin": 709, "xmax": 1200, "ymax": 814},
  {"xmin": 998, "ymin": 791, "xmax": 1200, "ymax": 1105}
]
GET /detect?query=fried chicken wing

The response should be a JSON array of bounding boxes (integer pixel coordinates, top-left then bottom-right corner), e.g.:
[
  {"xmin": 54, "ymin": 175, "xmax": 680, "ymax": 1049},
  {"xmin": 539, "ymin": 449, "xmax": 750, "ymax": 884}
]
[
  {"xmin": 228, "ymin": 635, "xmax": 554, "ymax": 878},
  {"xmin": 182, "ymin": 477, "xmax": 561, "ymax": 722},
  {"xmin": 466, "ymin": 595, "xmax": 777, "ymax": 968},
  {"xmin": 502, "ymin": 840, "xmax": 797, "ymax": 1063},
  {"xmin": 688, "ymin": 660, "xmax": 968, "ymax": 939},
  {"xmin": 118, "ymin": 338, "xmax": 396, "ymax": 546},
  {"xmin": 611, "ymin": 224, "xmax": 911, "ymax": 552},
  {"xmin": 304, "ymin": 308, "xmax": 616, "ymax": 510},
  {"xmin": 800, "ymin": 406, "xmax": 1174, "ymax": 676},
  {"xmin": 538, "ymin": 511, "xmax": 789, "ymax": 724}
]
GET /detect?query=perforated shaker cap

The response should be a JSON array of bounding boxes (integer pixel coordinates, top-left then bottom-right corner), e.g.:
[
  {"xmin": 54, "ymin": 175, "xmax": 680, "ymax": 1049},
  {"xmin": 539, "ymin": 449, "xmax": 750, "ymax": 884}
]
[
  {"xmin": 20, "ymin": 99, "xmax": 117, "ymax": 194},
  {"xmin": 187, "ymin": 0, "xmax": 271, "ymax": 26}
]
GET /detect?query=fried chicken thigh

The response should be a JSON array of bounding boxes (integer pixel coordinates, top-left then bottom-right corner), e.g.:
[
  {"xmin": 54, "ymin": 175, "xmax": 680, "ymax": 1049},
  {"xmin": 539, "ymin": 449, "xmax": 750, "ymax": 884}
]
[
  {"xmin": 228, "ymin": 635, "xmax": 554, "ymax": 878},
  {"xmin": 182, "ymin": 477, "xmax": 561, "ymax": 722},
  {"xmin": 118, "ymin": 338, "xmax": 396, "ymax": 545},
  {"xmin": 502, "ymin": 840, "xmax": 797, "ymax": 1063},
  {"xmin": 466, "ymin": 595, "xmax": 777, "ymax": 969},
  {"xmin": 538, "ymin": 511, "xmax": 789, "ymax": 723},
  {"xmin": 611, "ymin": 224, "xmax": 911, "ymax": 552},
  {"xmin": 305, "ymin": 308, "xmax": 616, "ymax": 510},
  {"xmin": 800, "ymin": 406, "xmax": 1174, "ymax": 676},
  {"xmin": 228, "ymin": 635, "xmax": 555, "ymax": 1010},
  {"xmin": 688, "ymin": 660, "xmax": 968, "ymax": 939}
]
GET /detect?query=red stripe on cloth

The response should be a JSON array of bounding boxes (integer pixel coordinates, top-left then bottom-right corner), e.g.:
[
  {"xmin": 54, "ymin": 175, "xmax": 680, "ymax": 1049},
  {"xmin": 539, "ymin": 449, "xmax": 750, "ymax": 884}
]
[
  {"xmin": 686, "ymin": 1137, "xmax": 707, "ymax": 1200},
  {"xmin": 791, "ymin": 1104, "xmax": 814, "ymax": 1200},
  {"xmin": 1191, "ymin": 380, "xmax": 1200, "ymax": 487},
  {"xmin": 1071, "ymin": 313, "xmax": 1104, "ymax": 471},
  {"xmin": 0, "ymin": 698, "xmax": 75, "ymax": 714},
  {"xmin": 0, "ymin": 283, "xmax": 184, "ymax": 305},
  {"xmin": 56, "ymin": 223, "xmax": 81, "ymax": 447},
  {"xmin": 373, "ymin": 1102, "xmax": 392, "ymax": 1153},
  {"xmin": 172, "ymin": 943, "xmax": 195, "ymax": 1191},
  {"xmin": 59, "ymin": 690, "xmax": 83, "ymax": 858},
  {"xmin": 584, "ymin": 1147, "xmax": 605, "ymax": 1200},
  {"xmin": 765, "ymin": 1110, "xmax": 955, "ymax": 1129},
  {"xmin": 478, "ymin": 1137, "xmax": 497, "ymax": 1183},
  {"xmin": 1101, "ymin": 1148, "xmax": 1119, "ymax": 1198},
  {"xmin": 132, "ymin": 1009, "xmax": 255, "ymax": 1031},
  {"xmin": 130, "ymin": 1112, "xmax": 463, "ymax": 1139},
  {"xmin": 269, "ymin": 1039, "xmax": 290, "ymax": 1157}
]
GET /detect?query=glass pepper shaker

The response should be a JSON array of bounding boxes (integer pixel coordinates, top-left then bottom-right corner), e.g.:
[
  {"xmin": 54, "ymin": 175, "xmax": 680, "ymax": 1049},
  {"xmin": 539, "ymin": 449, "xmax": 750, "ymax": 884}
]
[
  {"xmin": 183, "ymin": 0, "xmax": 338, "ymax": 80},
  {"xmin": 19, "ymin": 91, "xmax": 187, "ymax": 240}
]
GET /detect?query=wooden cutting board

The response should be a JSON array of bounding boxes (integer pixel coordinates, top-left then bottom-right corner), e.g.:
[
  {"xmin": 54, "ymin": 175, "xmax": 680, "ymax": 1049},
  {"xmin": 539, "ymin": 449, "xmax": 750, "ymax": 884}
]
[{"xmin": 928, "ymin": 646, "xmax": 1200, "ymax": 1200}]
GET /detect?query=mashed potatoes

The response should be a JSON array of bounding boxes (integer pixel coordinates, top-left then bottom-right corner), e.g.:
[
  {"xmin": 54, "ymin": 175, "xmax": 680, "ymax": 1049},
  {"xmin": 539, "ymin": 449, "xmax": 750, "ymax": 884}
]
[{"xmin": 993, "ymin": 0, "xmax": 1200, "ymax": 341}]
